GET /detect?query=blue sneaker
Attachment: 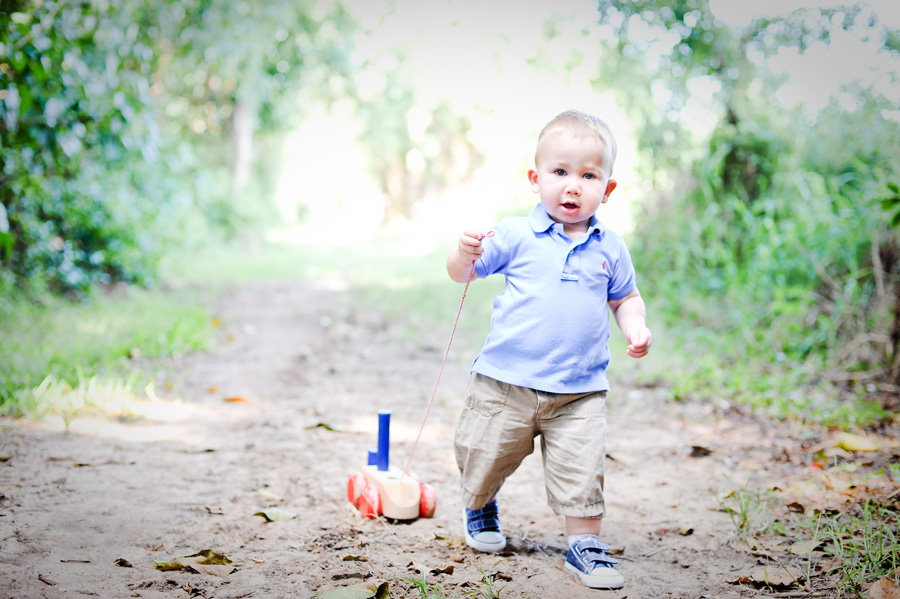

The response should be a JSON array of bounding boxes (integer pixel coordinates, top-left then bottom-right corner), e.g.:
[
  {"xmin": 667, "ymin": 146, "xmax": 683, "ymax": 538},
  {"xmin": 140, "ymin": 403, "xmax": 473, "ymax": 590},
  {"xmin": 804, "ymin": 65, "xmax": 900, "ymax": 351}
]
[
  {"xmin": 565, "ymin": 535, "xmax": 624, "ymax": 589},
  {"xmin": 463, "ymin": 499, "xmax": 506, "ymax": 552}
]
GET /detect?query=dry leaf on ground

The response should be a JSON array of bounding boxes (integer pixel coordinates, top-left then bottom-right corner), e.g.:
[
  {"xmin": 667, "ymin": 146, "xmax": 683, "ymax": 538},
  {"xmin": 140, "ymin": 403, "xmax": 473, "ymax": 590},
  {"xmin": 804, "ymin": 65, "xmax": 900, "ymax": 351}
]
[
  {"xmin": 155, "ymin": 549, "xmax": 235, "ymax": 577},
  {"xmin": 867, "ymin": 576, "xmax": 900, "ymax": 599}
]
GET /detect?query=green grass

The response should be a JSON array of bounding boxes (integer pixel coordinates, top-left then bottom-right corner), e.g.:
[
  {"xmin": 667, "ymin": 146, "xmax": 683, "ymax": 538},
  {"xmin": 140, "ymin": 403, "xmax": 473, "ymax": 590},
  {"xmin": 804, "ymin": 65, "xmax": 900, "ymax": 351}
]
[
  {"xmin": 820, "ymin": 500, "xmax": 900, "ymax": 597},
  {"xmin": 405, "ymin": 560, "xmax": 518, "ymax": 599},
  {"xmin": 0, "ymin": 285, "xmax": 215, "ymax": 419}
]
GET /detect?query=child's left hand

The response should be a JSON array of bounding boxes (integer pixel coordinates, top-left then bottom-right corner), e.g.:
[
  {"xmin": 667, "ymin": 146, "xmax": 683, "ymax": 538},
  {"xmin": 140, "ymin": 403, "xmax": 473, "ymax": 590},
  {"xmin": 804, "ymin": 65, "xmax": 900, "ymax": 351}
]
[{"xmin": 625, "ymin": 326, "xmax": 652, "ymax": 358}]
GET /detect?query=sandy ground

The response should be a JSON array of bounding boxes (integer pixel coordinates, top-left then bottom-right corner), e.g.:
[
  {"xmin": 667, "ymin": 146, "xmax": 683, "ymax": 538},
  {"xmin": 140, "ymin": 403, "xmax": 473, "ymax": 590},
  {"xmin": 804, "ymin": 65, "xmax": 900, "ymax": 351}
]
[{"xmin": 0, "ymin": 281, "xmax": 824, "ymax": 598}]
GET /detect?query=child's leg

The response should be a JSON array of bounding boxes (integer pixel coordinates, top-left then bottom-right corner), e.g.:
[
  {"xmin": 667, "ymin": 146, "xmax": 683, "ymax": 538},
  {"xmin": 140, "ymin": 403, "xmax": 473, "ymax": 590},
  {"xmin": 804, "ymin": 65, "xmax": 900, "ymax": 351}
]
[
  {"xmin": 566, "ymin": 516, "xmax": 601, "ymax": 539},
  {"xmin": 541, "ymin": 390, "xmax": 624, "ymax": 588},
  {"xmin": 454, "ymin": 374, "xmax": 537, "ymax": 508},
  {"xmin": 454, "ymin": 374, "xmax": 538, "ymax": 552}
]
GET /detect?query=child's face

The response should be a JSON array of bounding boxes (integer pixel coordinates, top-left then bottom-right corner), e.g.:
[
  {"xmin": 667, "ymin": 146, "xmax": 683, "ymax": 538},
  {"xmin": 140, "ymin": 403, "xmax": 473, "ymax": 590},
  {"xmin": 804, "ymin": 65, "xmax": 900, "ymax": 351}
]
[{"xmin": 528, "ymin": 131, "xmax": 616, "ymax": 235}]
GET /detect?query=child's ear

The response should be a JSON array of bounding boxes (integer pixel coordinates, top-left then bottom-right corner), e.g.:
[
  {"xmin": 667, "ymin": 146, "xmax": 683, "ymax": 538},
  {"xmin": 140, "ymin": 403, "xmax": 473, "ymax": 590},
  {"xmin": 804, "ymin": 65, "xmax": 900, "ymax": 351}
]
[
  {"xmin": 528, "ymin": 169, "xmax": 539, "ymax": 192},
  {"xmin": 602, "ymin": 179, "xmax": 617, "ymax": 204}
]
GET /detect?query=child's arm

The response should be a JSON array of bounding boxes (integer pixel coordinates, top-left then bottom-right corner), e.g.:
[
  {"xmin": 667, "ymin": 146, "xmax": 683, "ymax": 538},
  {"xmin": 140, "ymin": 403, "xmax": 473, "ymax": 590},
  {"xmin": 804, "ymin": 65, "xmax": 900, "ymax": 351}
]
[
  {"xmin": 608, "ymin": 289, "xmax": 652, "ymax": 358},
  {"xmin": 447, "ymin": 230, "xmax": 490, "ymax": 283}
]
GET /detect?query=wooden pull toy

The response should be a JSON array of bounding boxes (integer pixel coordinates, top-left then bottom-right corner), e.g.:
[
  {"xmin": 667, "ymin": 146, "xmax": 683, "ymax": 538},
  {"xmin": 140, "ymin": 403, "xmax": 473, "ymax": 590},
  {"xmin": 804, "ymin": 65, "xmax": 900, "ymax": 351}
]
[{"xmin": 347, "ymin": 410, "xmax": 437, "ymax": 520}]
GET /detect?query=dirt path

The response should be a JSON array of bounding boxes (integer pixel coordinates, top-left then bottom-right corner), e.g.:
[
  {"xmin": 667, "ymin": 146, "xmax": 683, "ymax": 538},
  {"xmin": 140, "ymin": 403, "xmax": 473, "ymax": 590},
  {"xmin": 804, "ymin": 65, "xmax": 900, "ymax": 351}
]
[{"xmin": 1, "ymin": 281, "xmax": 796, "ymax": 598}]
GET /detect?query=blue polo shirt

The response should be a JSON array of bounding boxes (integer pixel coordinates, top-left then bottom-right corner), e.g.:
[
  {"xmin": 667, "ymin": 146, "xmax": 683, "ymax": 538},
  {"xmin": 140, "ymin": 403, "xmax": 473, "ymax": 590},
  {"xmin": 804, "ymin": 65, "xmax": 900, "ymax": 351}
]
[{"xmin": 471, "ymin": 204, "xmax": 636, "ymax": 393}]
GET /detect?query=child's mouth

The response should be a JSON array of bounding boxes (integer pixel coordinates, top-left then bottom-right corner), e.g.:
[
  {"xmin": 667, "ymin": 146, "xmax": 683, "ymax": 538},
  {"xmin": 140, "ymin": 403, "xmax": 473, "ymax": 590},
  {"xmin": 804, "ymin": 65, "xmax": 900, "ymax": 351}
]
[{"xmin": 561, "ymin": 202, "xmax": 579, "ymax": 211}]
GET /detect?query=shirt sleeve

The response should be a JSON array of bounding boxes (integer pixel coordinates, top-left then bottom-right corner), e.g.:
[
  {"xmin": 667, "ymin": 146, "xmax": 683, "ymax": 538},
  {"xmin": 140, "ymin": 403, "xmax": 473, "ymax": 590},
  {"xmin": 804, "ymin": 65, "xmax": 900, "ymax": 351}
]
[
  {"xmin": 474, "ymin": 220, "xmax": 510, "ymax": 278},
  {"xmin": 607, "ymin": 237, "xmax": 636, "ymax": 300}
]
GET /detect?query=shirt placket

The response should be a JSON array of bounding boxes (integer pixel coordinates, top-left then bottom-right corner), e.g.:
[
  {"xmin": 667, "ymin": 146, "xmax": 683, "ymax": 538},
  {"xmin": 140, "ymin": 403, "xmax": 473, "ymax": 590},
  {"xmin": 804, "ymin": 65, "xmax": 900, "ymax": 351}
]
[{"xmin": 560, "ymin": 229, "xmax": 592, "ymax": 281}]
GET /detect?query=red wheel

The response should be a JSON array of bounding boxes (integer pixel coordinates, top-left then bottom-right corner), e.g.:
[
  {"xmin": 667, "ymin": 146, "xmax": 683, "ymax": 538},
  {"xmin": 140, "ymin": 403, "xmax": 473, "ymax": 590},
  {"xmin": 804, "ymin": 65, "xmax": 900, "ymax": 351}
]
[
  {"xmin": 347, "ymin": 472, "xmax": 366, "ymax": 507},
  {"xmin": 419, "ymin": 483, "xmax": 437, "ymax": 518},
  {"xmin": 358, "ymin": 484, "xmax": 382, "ymax": 519}
]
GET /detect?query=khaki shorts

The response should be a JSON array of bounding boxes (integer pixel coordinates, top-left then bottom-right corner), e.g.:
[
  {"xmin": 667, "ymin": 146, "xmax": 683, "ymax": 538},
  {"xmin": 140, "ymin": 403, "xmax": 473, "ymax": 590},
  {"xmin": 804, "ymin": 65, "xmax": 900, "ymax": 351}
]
[{"xmin": 454, "ymin": 373, "xmax": 608, "ymax": 518}]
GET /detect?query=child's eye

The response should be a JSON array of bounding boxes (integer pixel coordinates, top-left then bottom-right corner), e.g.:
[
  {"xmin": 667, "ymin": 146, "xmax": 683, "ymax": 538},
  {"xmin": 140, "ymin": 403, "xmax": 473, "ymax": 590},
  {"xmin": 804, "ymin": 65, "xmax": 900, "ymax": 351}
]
[
  {"xmin": 583, "ymin": 173, "xmax": 595, "ymax": 180},
  {"xmin": 554, "ymin": 169, "xmax": 566, "ymax": 176}
]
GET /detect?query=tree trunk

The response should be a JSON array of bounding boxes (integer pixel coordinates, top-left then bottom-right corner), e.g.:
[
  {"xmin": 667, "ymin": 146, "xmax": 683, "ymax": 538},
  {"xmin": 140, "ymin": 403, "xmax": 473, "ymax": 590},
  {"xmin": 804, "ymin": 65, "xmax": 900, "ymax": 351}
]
[{"xmin": 231, "ymin": 100, "xmax": 253, "ymax": 191}]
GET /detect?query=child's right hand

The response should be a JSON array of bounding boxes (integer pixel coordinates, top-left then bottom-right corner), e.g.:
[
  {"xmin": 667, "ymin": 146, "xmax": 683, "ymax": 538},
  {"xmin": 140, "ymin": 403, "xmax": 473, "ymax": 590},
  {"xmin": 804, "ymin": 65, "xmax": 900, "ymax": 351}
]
[
  {"xmin": 447, "ymin": 229, "xmax": 491, "ymax": 283},
  {"xmin": 458, "ymin": 230, "xmax": 489, "ymax": 264}
]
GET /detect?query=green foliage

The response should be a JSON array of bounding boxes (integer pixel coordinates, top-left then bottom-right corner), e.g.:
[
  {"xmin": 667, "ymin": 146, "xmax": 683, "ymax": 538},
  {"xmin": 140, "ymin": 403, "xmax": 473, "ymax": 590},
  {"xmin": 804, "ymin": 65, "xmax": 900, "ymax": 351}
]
[
  {"xmin": 0, "ymin": 0, "xmax": 357, "ymax": 298},
  {"xmin": 1, "ymin": 1, "xmax": 177, "ymax": 295},
  {"xmin": 881, "ymin": 183, "xmax": 900, "ymax": 229},
  {"xmin": 594, "ymin": 0, "xmax": 900, "ymax": 414}
]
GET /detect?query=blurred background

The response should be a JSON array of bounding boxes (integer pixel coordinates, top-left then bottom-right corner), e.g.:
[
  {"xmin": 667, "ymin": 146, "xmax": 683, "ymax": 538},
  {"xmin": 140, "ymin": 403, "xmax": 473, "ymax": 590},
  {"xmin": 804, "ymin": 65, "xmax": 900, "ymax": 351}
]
[{"xmin": 2, "ymin": 0, "xmax": 899, "ymax": 423}]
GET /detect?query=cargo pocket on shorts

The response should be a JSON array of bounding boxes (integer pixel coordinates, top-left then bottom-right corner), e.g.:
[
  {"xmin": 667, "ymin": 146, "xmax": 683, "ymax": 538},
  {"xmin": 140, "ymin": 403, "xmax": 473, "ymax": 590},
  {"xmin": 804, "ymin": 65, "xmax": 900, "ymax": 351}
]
[{"xmin": 465, "ymin": 374, "xmax": 511, "ymax": 417}]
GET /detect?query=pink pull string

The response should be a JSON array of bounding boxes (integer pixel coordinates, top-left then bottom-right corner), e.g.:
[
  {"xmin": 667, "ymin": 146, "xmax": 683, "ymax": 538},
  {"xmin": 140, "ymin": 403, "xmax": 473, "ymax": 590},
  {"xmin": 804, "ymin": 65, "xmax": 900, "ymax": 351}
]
[{"xmin": 403, "ymin": 231, "xmax": 495, "ymax": 478}]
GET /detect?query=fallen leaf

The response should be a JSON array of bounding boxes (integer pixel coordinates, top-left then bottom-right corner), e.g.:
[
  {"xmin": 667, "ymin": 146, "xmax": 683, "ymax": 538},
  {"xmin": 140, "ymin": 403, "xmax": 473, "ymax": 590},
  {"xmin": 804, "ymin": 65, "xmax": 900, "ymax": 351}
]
[
  {"xmin": 837, "ymin": 432, "xmax": 879, "ymax": 452},
  {"xmin": 743, "ymin": 537, "xmax": 773, "ymax": 558},
  {"xmin": 789, "ymin": 539, "xmax": 824, "ymax": 555},
  {"xmin": 254, "ymin": 508, "xmax": 297, "ymax": 522},
  {"xmin": 155, "ymin": 549, "xmax": 236, "ymax": 577},
  {"xmin": 431, "ymin": 565, "xmax": 454, "ymax": 575},
  {"xmin": 315, "ymin": 581, "xmax": 390, "ymax": 599},
  {"xmin": 114, "ymin": 558, "xmax": 133, "ymax": 567},
  {"xmin": 225, "ymin": 396, "xmax": 249, "ymax": 403},
  {"xmin": 867, "ymin": 576, "xmax": 900, "ymax": 599},
  {"xmin": 305, "ymin": 422, "xmax": 344, "ymax": 432},
  {"xmin": 689, "ymin": 445, "xmax": 713, "ymax": 457},
  {"xmin": 342, "ymin": 555, "xmax": 370, "ymax": 562},
  {"xmin": 258, "ymin": 489, "xmax": 283, "ymax": 501},
  {"xmin": 816, "ymin": 557, "xmax": 844, "ymax": 574},
  {"xmin": 734, "ymin": 565, "xmax": 804, "ymax": 588}
]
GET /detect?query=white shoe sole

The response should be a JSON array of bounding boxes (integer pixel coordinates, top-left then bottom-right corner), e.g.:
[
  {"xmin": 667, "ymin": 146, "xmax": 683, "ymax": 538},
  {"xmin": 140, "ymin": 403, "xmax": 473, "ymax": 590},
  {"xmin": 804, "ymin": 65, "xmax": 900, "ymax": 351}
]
[{"xmin": 565, "ymin": 561, "xmax": 625, "ymax": 589}]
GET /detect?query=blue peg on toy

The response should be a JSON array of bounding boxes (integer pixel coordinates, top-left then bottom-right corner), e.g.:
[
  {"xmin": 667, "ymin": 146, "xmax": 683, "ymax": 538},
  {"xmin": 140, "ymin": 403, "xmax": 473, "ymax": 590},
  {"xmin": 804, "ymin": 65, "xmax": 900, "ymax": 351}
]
[{"xmin": 376, "ymin": 410, "xmax": 390, "ymax": 471}]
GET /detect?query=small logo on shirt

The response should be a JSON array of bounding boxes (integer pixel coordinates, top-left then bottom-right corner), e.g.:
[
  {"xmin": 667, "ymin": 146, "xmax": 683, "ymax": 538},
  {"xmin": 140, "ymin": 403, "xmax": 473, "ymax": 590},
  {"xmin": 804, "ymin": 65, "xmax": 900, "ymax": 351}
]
[{"xmin": 602, "ymin": 260, "xmax": 607, "ymax": 270}]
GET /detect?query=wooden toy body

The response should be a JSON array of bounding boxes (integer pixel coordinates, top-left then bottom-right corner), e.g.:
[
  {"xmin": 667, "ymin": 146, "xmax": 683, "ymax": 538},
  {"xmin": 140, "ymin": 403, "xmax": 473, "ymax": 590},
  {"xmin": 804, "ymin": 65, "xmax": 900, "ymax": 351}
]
[{"xmin": 360, "ymin": 465, "xmax": 420, "ymax": 520}]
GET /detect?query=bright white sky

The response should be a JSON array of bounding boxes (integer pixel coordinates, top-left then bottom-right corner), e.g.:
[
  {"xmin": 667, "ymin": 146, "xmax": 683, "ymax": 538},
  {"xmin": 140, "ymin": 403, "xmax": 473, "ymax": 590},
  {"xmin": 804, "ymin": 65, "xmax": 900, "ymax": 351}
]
[{"xmin": 273, "ymin": 0, "xmax": 899, "ymax": 245}]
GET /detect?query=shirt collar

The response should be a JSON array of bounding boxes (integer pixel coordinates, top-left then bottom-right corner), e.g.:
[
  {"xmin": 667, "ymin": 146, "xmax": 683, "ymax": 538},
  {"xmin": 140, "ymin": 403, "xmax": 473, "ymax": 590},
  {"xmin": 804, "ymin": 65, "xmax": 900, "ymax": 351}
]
[{"xmin": 527, "ymin": 203, "xmax": 607, "ymax": 236}]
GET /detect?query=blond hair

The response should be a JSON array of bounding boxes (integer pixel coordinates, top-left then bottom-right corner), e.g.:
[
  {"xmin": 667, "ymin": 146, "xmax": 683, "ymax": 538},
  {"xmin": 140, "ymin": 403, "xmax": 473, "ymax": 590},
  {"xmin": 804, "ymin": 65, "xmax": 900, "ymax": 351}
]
[{"xmin": 534, "ymin": 110, "xmax": 618, "ymax": 174}]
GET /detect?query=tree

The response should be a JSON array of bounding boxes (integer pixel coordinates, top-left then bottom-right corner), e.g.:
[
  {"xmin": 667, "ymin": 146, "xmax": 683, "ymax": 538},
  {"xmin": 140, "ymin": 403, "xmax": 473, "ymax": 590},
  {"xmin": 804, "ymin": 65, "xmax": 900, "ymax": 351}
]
[{"xmin": 0, "ymin": 0, "xmax": 357, "ymax": 296}]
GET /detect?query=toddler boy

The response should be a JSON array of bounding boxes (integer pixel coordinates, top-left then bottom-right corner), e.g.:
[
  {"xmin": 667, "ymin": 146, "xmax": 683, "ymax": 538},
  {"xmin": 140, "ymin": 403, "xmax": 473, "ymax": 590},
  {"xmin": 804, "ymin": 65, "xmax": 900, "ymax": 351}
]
[{"xmin": 446, "ymin": 109, "xmax": 652, "ymax": 589}]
